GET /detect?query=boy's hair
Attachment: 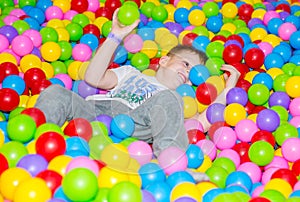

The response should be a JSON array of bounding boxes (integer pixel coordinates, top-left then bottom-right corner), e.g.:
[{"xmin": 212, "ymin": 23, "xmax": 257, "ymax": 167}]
[{"xmin": 167, "ymin": 45, "xmax": 208, "ymax": 65}]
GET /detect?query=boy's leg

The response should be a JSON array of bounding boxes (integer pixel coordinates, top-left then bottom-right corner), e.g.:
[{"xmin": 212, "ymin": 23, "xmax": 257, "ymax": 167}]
[
  {"xmin": 35, "ymin": 85, "xmax": 99, "ymax": 126},
  {"xmin": 129, "ymin": 90, "xmax": 189, "ymax": 157}
]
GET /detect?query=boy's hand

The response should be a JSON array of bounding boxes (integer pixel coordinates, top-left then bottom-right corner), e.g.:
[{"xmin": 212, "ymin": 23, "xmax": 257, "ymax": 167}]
[
  {"xmin": 221, "ymin": 64, "xmax": 241, "ymax": 89},
  {"xmin": 111, "ymin": 8, "xmax": 140, "ymax": 40}
]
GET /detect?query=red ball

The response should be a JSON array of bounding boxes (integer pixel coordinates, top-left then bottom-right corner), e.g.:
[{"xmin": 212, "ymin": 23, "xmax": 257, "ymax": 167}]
[
  {"xmin": 36, "ymin": 131, "xmax": 66, "ymax": 162},
  {"xmin": 250, "ymin": 105, "xmax": 267, "ymax": 114},
  {"xmin": 271, "ymin": 168, "xmax": 298, "ymax": 187},
  {"xmin": 211, "ymin": 35, "xmax": 226, "ymax": 43},
  {"xmin": 21, "ymin": 107, "xmax": 46, "ymax": 127},
  {"xmin": 187, "ymin": 129, "xmax": 206, "ymax": 144},
  {"xmin": 292, "ymin": 159, "xmax": 300, "ymax": 176},
  {"xmin": 94, "ymin": 159, "xmax": 106, "ymax": 170},
  {"xmin": 251, "ymin": 130, "xmax": 276, "ymax": 147},
  {"xmin": 63, "ymin": 118, "xmax": 93, "ymax": 142},
  {"xmin": 207, "ymin": 121, "xmax": 229, "ymax": 140},
  {"xmin": 71, "ymin": 0, "xmax": 88, "ymax": 13},
  {"xmin": 223, "ymin": 44, "xmax": 243, "ymax": 64},
  {"xmin": 0, "ymin": 153, "xmax": 8, "ymax": 175},
  {"xmin": 149, "ymin": 58, "xmax": 160, "ymax": 71},
  {"xmin": 0, "ymin": 62, "xmax": 19, "ymax": 83},
  {"xmin": 244, "ymin": 100, "xmax": 255, "ymax": 114},
  {"xmin": 227, "ymin": 34, "xmax": 245, "ymax": 47},
  {"xmin": 23, "ymin": 68, "xmax": 46, "ymax": 89},
  {"xmin": 30, "ymin": 79, "xmax": 52, "ymax": 95},
  {"xmin": 238, "ymin": 3, "xmax": 254, "ymax": 19},
  {"xmin": 95, "ymin": 7, "xmax": 113, "ymax": 20},
  {"xmin": 276, "ymin": 4, "xmax": 291, "ymax": 13},
  {"xmin": 231, "ymin": 63, "xmax": 249, "ymax": 79},
  {"xmin": 196, "ymin": 82, "xmax": 218, "ymax": 105},
  {"xmin": 249, "ymin": 197, "xmax": 271, "ymax": 202},
  {"xmin": 222, "ymin": 0, "xmax": 238, "ymax": 5},
  {"xmin": 83, "ymin": 24, "xmax": 101, "ymax": 38},
  {"xmin": 232, "ymin": 142, "xmax": 250, "ymax": 163},
  {"xmin": 36, "ymin": 169, "xmax": 62, "ymax": 194},
  {"xmin": 0, "ymin": 88, "xmax": 20, "ymax": 112},
  {"xmin": 104, "ymin": 0, "xmax": 122, "ymax": 13},
  {"xmin": 182, "ymin": 33, "xmax": 198, "ymax": 46},
  {"xmin": 236, "ymin": 78, "xmax": 251, "ymax": 92},
  {"xmin": 244, "ymin": 48, "xmax": 265, "ymax": 69}
]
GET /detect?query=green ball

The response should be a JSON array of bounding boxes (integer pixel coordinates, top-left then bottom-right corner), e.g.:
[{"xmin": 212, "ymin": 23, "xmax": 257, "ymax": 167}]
[
  {"xmin": 90, "ymin": 121, "xmax": 109, "ymax": 136},
  {"xmin": 273, "ymin": 74, "xmax": 289, "ymax": 92},
  {"xmin": 40, "ymin": 27, "xmax": 59, "ymax": 43},
  {"xmin": 18, "ymin": 0, "xmax": 36, "ymax": 8},
  {"xmin": 130, "ymin": 52, "xmax": 150, "ymax": 71},
  {"xmin": 259, "ymin": 189, "xmax": 286, "ymax": 202},
  {"xmin": 212, "ymin": 157, "xmax": 236, "ymax": 174},
  {"xmin": 205, "ymin": 57, "xmax": 224, "ymax": 76},
  {"xmin": 58, "ymin": 41, "xmax": 73, "ymax": 61},
  {"xmin": 118, "ymin": 4, "xmax": 140, "ymax": 26},
  {"xmin": 192, "ymin": 26, "xmax": 209, "ymax": 37},
  {"xmin": 247, "ymin": 83, "xmax": 270, "ymax": 106},
  {"xmin": 101, "ymin": 20, "xmax": 112, "ymax": 38},
  {"xmin": 282, "ymin": 63, "xmax": 296, "ymax": 76},
  {"xmin": 140, "ymin": 1, "xmax": 155, "ymax": 18},
  {"xmin": 62, "ymin": 168, "xmax": 98, "ymax": 201},
  {"xmin": 120, "ymin": 137, "xmax": 138, "ymax": 147},
  {"xmin": 8, "ymin": 106, "xmax": 25, "ymax": 120},
  {"xmin": 108, "ymin": 181, "xmax": 142, "ymax": 202},
  {"xmin": 12, "ymin": 20, "xmax": 30, "ymax": 34},
  {"xmin": 248, "ymin": 140, "xmax": 274, "ymax": 166},
  {"xmin": 232, "ymin": 192, "xmax": 251, "ymax": 202},
  {"xmin": 151, "ymin": 5, "xmax": 168, "ymax": 22},
  {"xmin": 270, "ymin": 105, "xmax": 288, "ymax": 122},
  {"xmin": 212, "ymin": 193, "xmax": 240, "ymax": 202},
  {"xmin": 205, "ymin": 165, "xmax": 229, "ymax": 188},
  {"xmin": 273, "ymin": 123, "xmax": 298, "ymax": 146},
  {"xmin": 89, "ymin": 133, "xmax": 112, "ymax": 159},
  {"xmin": 34, "ymin": 123, "xmax": 63, "ymax": 139},
  {"xmin": 66, "ymin": 22, "xmax": 83, "ymax": 42},
  {"xmin": 7, "ymin": 114, "xmax": 36, "ymax": 143},
  {"xmin": 0, "ymin": 141, "xmax": 28, "ymax": 167},
  {"xmin": 93, "ymin": 188, "xmax": 110, "ymax": 202},
  {"xmin": 72, "ymin": 14, "xmax": 90, "ymax": 28},
  {"xmin": 51, "ymin": 61, "xmax": 67, "ymax": 75},
  {"xmin": 202, "ymin": 2, "xmax": 219, "ymax": 17},
  {"xmin": 206, "ymin": 41, "xmax": 224, "ymax": 58}
]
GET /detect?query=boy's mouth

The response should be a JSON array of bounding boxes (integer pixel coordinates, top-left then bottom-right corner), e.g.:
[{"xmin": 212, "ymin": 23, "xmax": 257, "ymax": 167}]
[{"xmin": 178, "ymin": 72, "xmax": 187, "ymax": 83}]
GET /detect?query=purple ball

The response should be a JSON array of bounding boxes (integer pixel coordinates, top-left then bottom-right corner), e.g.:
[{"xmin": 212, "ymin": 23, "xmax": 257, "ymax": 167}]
[
  {"xmin": 0, "ymin": 25, "xmax": 19, "ymax": 43},
  {"xmin": 165, "ymin": 22, "xmax": 184, "ymax": 37},
  {"xmin": 142, "ymin": 189, "xmax": 156, "ymax": 202},
  {"xmin": 256, "ymin": 109, "xmax": 280, "ymax": 132},
  {"xmin": 95, "ymin": 114, "xmax": 112, "ymax": 135},
  {"xmin": 206, "ymin": 103, "xmax": 225, "ymax": 124},
  {"xmin": 31, "ymin": 46, "xmax": 42, "ymax": 58},
  {"xmin": 226, "ymin": 87, "xmax": 248, "ymax": 106},
  {"xmin": 78, "ymin": 80, "xmax": 99, "ymax": 98},
  {"xmin": 248, "ymin": 18, "xmax": 263, "ymax": 29},
  {"xmin": 268, "ymin": 91, "xmax": 291, "ymax": 109},
  {"xmin": 140, "ymin": 13, "xmax": 148, "ymax": 26},
  {"xmin": 17, "ymin": 154, "xmax": 48, "ymax": 176},
  {"xmin": 280, "ymin": 11, "xmax": 290, "ymax": 21},
  {"xmin": 47, "ymin": 199, "xmax": 66, "ymax": 202},
  {"xmin": 224, "ymin": 40, "xmax": 243, "ymax": 49},
  {"xmin": 174, "ymin": 197, "xmax": 197, "ymax": 202}
]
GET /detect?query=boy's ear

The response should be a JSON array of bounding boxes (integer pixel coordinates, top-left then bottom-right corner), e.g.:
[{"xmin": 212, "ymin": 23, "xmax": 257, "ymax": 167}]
[{"xmin": 159, "ymin": 55, "xmax": 169, "ymax": 66}]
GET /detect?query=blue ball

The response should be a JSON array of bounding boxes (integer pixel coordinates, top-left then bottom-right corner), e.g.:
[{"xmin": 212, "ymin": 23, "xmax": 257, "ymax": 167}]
[
  {"xmin": 289, "ymin": 190, "xmax": 300, "ymax": 198},
  {"xmin": 139, "ymin": 162, "xmax": 166, "ymax": 188},
  {"xmin": 24, "ymin": 17, "xmax": 41, "ymax": 30},
  {"xmin": 113, "ymin": 46, "xmax": 128, "ymax": 64},
  {"xmin": 285, "ymin": 15, "xmax": 300, "ymax": 29},
  {"xmin": 225, "ymin": 171, "xmax": 253, "ymax": 192},
  {"xmin": 264, "ymin": 52, "xmax": 285, "ymax": 70},
  {"xmin": 189, "ymin": 64, "xmax": 210, "ymax": 86},
  {"xmin": 2, "ymin": 75, "xmax": 25, "ymax": 95},
  {"xmin": 49, "ymin": 78, "xmax": 65, "ymax": 87},
  {"xmin": 28, "ymin": 7, "xmax": 46, "ymax": 25},
  {"xmin": 80, "ymin": 34, "xmax": 99, "ymax": 51},
  {"xmin": 206, "ymin": 16, "xmax": 223, "ymax": 33},
  {"xmin": 290, "ymin": 31, "xmax": 300, "ymax": 50},
  {"xmin": 252, "ymin": 72, "xmax": 273, "ymax": 90},
  {"xmin": 273, "ymin": 43, "xmax": 292, "ymax": 62},
  {"xmin": 137, "ymin": 26, "xmax": 155, "ymax": 41},
  {"xmin": 174, "ymin": 7, "xmax": 189, "ymax": 23},
  {"xmin": 176, "ymin": 84, "xmax": 196, "ymax": 98},
  {"xmin": 192, "ymin": 35, "xmax": 210, "ymax": 52},
  {"xmin": 166, "ymin": 171, "xmax": 195, "ymax": 189},
  {"xmin": 225, "ymin": 184, "xmax": 249, "ymax": 194},
  {"xmin": 267, "ymin": 18, "xmax": 283, "ymax": 35},
  {"xmin": 66, "ymin": 136, "xmax": 90, "ymax": 156},
  {"xmin": 110, "ymin": 114, "xmax": 135, "ymax": 139},
  {"xmin": 36, "ymin": 0, "xmax": 53, "ymax": 11},
  {"xmin": 186, "ymin": 144, "xmax": 204, "ymax": 169},
  {"xmin": 145, "ymin": 181, "xmax": 171, "ymax": 202},
  {"xmin": 203, "ymin": 188, "xmax": 224, "ymax": 202}
]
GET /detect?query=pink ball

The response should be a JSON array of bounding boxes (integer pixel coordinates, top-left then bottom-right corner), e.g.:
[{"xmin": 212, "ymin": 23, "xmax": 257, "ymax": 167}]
[
  {"xmin": 72, "ymin": 43, "xmax": 93, "ymax": 62},
  {"xmin": 64, "ymin": 10, "xmax": 79, "ymax": 20},
  {"xmin": 54, "ymin": 73, "xmax": 73, "ymax": 90},
  {"xmin": 10, "ymin": 8, "xmax": 26, "ymax": 17},
  {"xmin": 213, "ymin": 126, "xmax": 237, "ymax": 150},
  {"xmin": 217, "ymin": 149, "xmax": 240, "ymax": 168},
  {"xmin": 261, "ymin": 167, "xmax": 279, "ymax": 185},
  {"xmin": 237, "ymin": 162, "xmax": 262, "ymax": 183},
  {"xmin": 127, "ymin": 140, "xmax": 153, "ymax": 165},
  {"xmin": 23, "ymin": 29, "xmax": 42, "ymax": 47},
  {"xmin": 263, "ymin": 11, "xmax": 280, "ymax": 25},
  {"xmin": 184, "ymin": 118, "xmax": 204, "ymax": 132},
  {"xmin": 282, "ymin": 137, "xmax": 300, "ymax": 162},
  {"xmin": 251, "ymin": 184, "xmax": 265, "ymax": 197},
  {"xmin": 257, "ymin": 42, "xmax": 273, "ymax": 56},
  {"xmin": 124, "ymin": 34, "xmax": 143, "ymax": 53},
  {"xmin": 2, "ymin": 49, "xmax": 21, "ymax": 64},
  {"xmin": 45, "ymin": 6, "xmax": 64, "ymax": 21},
  {"xmin": 264, "ymin": 156, "xmax": 289, "ymax": 170},
  {"xmin": 0, "ymin": 34, "xmax": 9, "ymax": 52},
  {"xmin": 278, "ymin": 22, "xmax": 297, "ymax": 41},
  {"xmin": 3, "ymin": 15, "xmax": 19, "ymax": 25},
  {"xmin": 289, "ymin": 97, "xmax": 300, "ymax": 116},
  {"xmin": 293, "ymin": 180, "xmax": 300, "ymax": 191},
  {"xmin": 11, "ymin": 35, "xmax": 34, "ymax": 56},
  {"xmin": 289, "ymin": 116, "xmax": 300, "ymax": 128},
  {"xmin": 88, "ymin": 0, "xmax": 100, "ymax": 12},
  {"xmin": 196, "ymin": 139, "xmax": 217, "ymax": 160},
  {"xmin": 235, "ymin": 119, "xmax": 258, "ymax": 142},
  {"xmin": 157, "ymin": 146, "xmax": 188, "ymax": 175},
  {"xmin": 66, "ymin": 156, "xmax": 99, "ymax": 176}
]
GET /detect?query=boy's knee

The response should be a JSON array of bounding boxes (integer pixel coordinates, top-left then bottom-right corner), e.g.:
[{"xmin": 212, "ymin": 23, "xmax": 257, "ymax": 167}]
[{"xmin": 40, "ymin": 85, "xmax": 66, "ymax": 97}]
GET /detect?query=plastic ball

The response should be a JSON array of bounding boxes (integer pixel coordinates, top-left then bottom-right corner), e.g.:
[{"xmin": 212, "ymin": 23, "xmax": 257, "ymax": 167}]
[
  {"xmin": 264, "ymin": 178, "xmax": 292, "ymax": 199},
  {"xmin": 188, "ymin": 9, "xmax": 205, "ymax": 26},
  {"xmin": 205, "ymin": 165, "xmax": 228, "ymax": 188},
  {"xmin": 281, "ymin": 137, "xmax": 300, "ymax": 163},
  {"xmin": 278, "ymin": 22, "xmax": 297, "ymax": 41},
  {"xmin": 100, "ymin": 143, "xmax": 130, "ymax": 169},
  {"xmin": 189, "ymin": 64, "xmax": 210, "ymax": 86},
  {"xmin": 11, "ymin": 35, "xmax": 33, "ymax": 57},
  {"xmin": 36, "ymin": 169, "xmax": 62, "ymax": 195},
  {"xmin": 182, "ymin": 96, "xmax": 198, "ymax": 119},
  {"xmin": 40, "ymin": 41, "xmax": 61, "ymax": 62},
  {"xmin": 289, "ymin": 97, "xmax": 300, "ymax": 116},
  {"xmin": 271, "ymin": 168, "xmax": 298, "ymax": 188},
  {"xmin": 226, "ymin": 87, "xmax": 248, "ymax": 106},
  {"xmin": 202, "ymin": 1, "xmax": 219, "ymax": 17},
  {"xmin": 251, "ymin": 130, "xmax": 276, "ymax": 147},
  {"xmin": 223, "ymin": 44, "xmax": 243, "ymax": 64},
  {"xmin": 130, "ymin": 52, "xmax": 150, "ymax": 71},
  {"xmin": 0, "ymin": 88, "xmax": 20, "ymax": 112},
  {"xmin": 124, "ymin": 33, "xmax": 143, "ymax": 53},
  {"xmin": 196, "ymin": 139, "xmax": 217, "ymax": 161},
  {"xmin": 289, "ymin": 31, "xmax": 300, "ymax": 50},
  {"xmin": 244, "ymin": 48, "xmax": 265, "ymax": 69},
  {"xmin": 138, "ymin": 162, "xmax": 165, "ymax": 188},
  {"xmin": 222, "ymin": 2, "xmax": 238, "ymax": 19},
  {"xmin": 63, "ymin": 117, "xmax": 93, "ymax": 141},
  {"xmin": 273, "ymin": 123, "xmax": 298, "ymax": 146},
  {"xmin": 256, "ymin": 109, "xmax": 280, "ymax": 132},
  {"xmin": 62, "ymin": 168, "xmax": 98, "ymax": 201},
  {"xmin": 248, "ymin": 140, "xmax": 274, "ymax": 166},
  {"xmin": 117, "ymin": 4, "xmax": 140, "ymax": 26},
  {"xmin": 285, "ymin": 76, "xmax": 300, "ymax": 98},
  {"xmin": 16, "ymin": 154, "xmax": 48, "ymax": 176},
  {"xmin": 72, "ymin": 43, "xmax": 92, "ymax": 62},
  {"xmin": 247, "ymin": 83, "xmax": 270, "ymax": 106},
  {"xmin": 108, "ymin": 181, "xmax": 142, "ymax": 202},
  {"xmin": 212, "ymin": 126, "xmax": 237, "ymax": 150},
  {"xmin": 225, "ymin": 170, "xmax": 253, "ymax": 192},
  {"xmin": 110, "ymin": 114, "xmax": 135, "ymax": 139},
  {"xmin": 195, "ymin": 82, "xmax": 218, "ymax": 105},
  {"xmin": 237, "ymin": 162, "xmax": 261, "ymax": 184},
  {"xmin": 151, "ymin": 5, "xmax": 168, "ymax": 22},
  {"xmin": 127, "ymin": 140, "xmax": 153, "ymax": 166},
  {"xmin": 223, "ymin": 103, "xmax": 247, "ymax": 127},
  {"xmin": 145, "ymin": 181, "xmax": 171, "ymax": 202},
  {"xmin": 170, "ymin": 182, "xmax": 201, "ymax": 202},
  {"xmin": 206, "ymin": 103, "xmax": 225, "ymax": 124}
]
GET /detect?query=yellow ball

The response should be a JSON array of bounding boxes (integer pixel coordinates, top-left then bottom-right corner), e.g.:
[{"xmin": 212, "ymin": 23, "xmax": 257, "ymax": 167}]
[
  {"xmin": 0, "ymin": 53, "xmax": 17, "ymax": 65},
  {"xmin": 13, "ymin": 177, "xmax": 52, "ymax": 202},
  {"xmin": 264, "ymin": 178, "xmax": 293, "ymax": 198},
  {"xmin": 0, "ymin": 167, "xmax": 32, "ymax": 200},
  {"xmin": 182, "ymin": 96, "xmax": 198, "ymax": 119},
  {"xmin": 196, "ymin": 181, "xmax": 218, "ymax": 197},
  {"xmin": 83, "ymin": 11, "xmax": 95, "ymax": 22},
  {"xmin": 19, "ymin": 54, "xmax": 42, "ymax": 73},
  {"xmin": 251, "ymin": 8, "xmax": 266, "ymax": 20},
  {"xmin": 78, "ymin": 61, "xmax": 89, "ymax": 80},
  {"xmin": 262, "ymin": 34, "xmax": 282, "ymax": 47},
  {"xmin": 250, "ymin": 28, "xmax": 268, "ymax": 42},
  {"xmin": 285, "ymin": 76, "xmax": 300, "ymax": 98},
  {"xmin": 142, "ymin": 69, "xmax": 156, "ymax": 76},
  {"xmin": 266, "ymin": 67, "xmax": 284, "ymax": 80},
  {"xmin": 141, "ymin": 40, "xmax": 158, "ymax": 59},
  {"xmin": 26, "ymin": 140, "xmax": 36, "ymax": 154},
  {"xmin": 93, "ymin": 17, "xmax": 109, "ymax": 32},
  {"xmin": 41, "ymin": 61, "xmax": 54, "ymax": 79},
  {"xmin": 196, "ymin": 99, "xmax": 208, "ymax": 113},
  {"xmin": 221, "ymin": 22, "xmax": 236, "ymax": 34},
  {"xmin": 196, "ymin": 155, "xmax": 212, "ymax": 172},
  {"xmin": 159, "ymin": 33, "xmax": 178, "ymax": 52},
  {"xmin": 67, "ymin": 60, "xmax": 82, "ymax": 80},
  {"xmin": 178, "ymin": 30, "xmax": 191, "ymax": 44},
  {"xmin": 41, "ymin": 41, "xmax": 62, "ymax": 62},
  {"xmin": 176, "ymin": 0, "xmax": 193, "ymax": 9},
  {"xmin": 27, "ymin": 94, "xmax": 39, "ymax": 108},
  {"xmin": 19, "ymin": 95, "xmax": 29, "ymax": 108},
  {"xmin": 155, "ymin": 27, "xmax": 170, "ymax": 44},
  {"xmin": 97, "ymin": 166, "xmax": 129, "ymax": 188},
  {"xmin": 247, "ymin": 113, "xmax": 257, "ymax": 123},
  {"xmin": 0, "ymin": 130, "xmax": 4, "ymax": 148},
  {"xmin": 221, "ymin": 2, "xmax": 238, "ymax": 19},
  {"xmin": 100, "ymin": 143, "xmax": 131, "ymax": 169},
  {"xmin": 46, "ymin": 19, "xmax": 65, "ymax": 29},
  {"xmin": 53, "ymin": 0, "xmax": 71, "ymax": 13},
  {"xmin": 170, "ymin": 182, "xmax": 201, "ymax": 201},
  {"xmin": 224, "ymin": 103, "xmax": 247, "ymax": 126},
  {"xmin": 188, "ymin": 9, "xmax": 206, "ymax": 26},
  {"xmin": 206, "ymin": 75, "xmax": 225, "ymax": 95},
  {"xmin": 48, "ymin": 155, "xmax": 72, "ymax": 176},
  {"xmin": 56, "ymin": 27, "xmax": 70, "ymax": 42},
  {"xmin": 164, "ymin": 4, "xmax": 176, "ymax": 21},
  {"xmin": 244, "ymin": 70, "xmax": 259, "ymax": 83}
]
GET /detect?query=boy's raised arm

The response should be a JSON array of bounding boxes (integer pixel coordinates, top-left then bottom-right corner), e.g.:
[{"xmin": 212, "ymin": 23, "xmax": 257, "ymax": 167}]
[{"xmin": 84, "ymin": 9, "xmax": 140, "ymax": 90}]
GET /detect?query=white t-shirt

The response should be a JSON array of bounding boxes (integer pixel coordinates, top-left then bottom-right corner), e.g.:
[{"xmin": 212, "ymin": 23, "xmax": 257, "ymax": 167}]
[{"xmin": 85, "ymin": 65, "xmax": 168, "ymax": 109}]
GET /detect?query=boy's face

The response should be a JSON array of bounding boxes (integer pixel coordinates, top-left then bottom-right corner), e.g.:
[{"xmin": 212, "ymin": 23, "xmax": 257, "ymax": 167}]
[{"xmin": 158, "ymin": 51, "xmax": 202, "ymax": 89}]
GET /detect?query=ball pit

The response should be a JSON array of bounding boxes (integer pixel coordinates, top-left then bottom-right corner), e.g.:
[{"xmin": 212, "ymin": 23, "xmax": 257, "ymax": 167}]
[{"xmin": 1, "ymin": 0, "xmax": 300, "ymax": 201}]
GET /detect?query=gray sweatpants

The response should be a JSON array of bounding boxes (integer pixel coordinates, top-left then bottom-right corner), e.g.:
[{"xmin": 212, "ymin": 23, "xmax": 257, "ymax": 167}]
[{"xmin": 35, "ymin": 85, "xmax": 189, "ymax": 156}]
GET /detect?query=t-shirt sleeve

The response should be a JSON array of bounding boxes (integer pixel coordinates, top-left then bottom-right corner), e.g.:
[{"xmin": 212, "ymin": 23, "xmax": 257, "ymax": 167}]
[{"xmin": 110, "ymin": 65, "xmax": 139, "ymax": 82}]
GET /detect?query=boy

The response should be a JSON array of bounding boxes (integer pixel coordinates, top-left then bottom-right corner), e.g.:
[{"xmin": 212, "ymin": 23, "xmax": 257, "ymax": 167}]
[{"xmin": 35, "ymin": 9, "xmax": 240, "ymax": 160}]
